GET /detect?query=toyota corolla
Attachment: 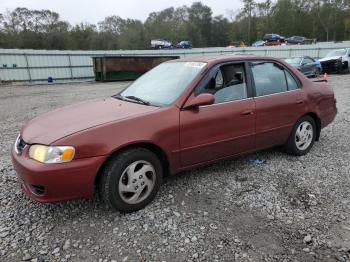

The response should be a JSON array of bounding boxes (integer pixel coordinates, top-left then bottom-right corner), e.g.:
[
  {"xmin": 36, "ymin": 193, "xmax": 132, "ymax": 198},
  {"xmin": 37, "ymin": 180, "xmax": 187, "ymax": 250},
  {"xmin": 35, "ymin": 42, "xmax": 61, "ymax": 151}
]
[{"xmin": 11, "ymin": 55, "xmax": 337, "ymax": 212}]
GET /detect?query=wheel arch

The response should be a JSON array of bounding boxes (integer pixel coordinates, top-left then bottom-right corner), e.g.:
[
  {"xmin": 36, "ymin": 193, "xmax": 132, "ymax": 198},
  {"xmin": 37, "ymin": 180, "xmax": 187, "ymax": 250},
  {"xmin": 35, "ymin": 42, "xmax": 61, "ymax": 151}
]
[
  {"xmin": 304, "ymin": 112, "xmax": 321, "ymax": 141},
  {"xmin": 94, "ymin": 142, "xmax": 170, "ymax": 187}
]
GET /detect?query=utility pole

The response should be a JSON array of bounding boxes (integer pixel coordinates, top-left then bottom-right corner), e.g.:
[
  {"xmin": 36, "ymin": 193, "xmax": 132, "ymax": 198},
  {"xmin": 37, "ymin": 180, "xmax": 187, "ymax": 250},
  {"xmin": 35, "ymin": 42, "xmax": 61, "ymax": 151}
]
[
  {"xmin": 248, "ymin": 0, "xmax": 252, "ymax": 44},
  {"xmin": 244, "ymin": 0, "xmax": 254, "ymax": 45}
]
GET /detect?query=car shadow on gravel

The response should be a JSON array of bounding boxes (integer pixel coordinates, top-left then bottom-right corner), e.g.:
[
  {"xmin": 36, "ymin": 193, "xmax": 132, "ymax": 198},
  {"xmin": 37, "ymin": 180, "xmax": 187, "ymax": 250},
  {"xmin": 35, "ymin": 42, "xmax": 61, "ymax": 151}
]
[
  {"xmin": 4, "ymin": 145, "xmax": 343, "ymax": 260},
  {"xmin": 21, "ymin": 146, "xmax": 287, "ymax": 215}
]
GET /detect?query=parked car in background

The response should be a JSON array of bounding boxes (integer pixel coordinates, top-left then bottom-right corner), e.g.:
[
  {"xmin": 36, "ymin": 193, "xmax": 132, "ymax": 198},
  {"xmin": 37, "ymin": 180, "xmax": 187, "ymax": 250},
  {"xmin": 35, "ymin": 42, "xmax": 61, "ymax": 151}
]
[
  {"xmin": 286, "ymin": 36, "xmax": 315, "ymax": 45},
  {"xmin": 284, "ymin": 56, "xmax": 322, "ymax": 77},
  {"xmin": 319, "ymin": 48, "xmax": 350, "ymax": 73},
  {"xmin": 252, "ymin": 40, "xmax": 265, "ymax": 47},
  {"xmin": 263, "ymin": 34, "xmax": 285, "ymax": 46},
  {"xmin": 315, "ymin": 60, "xmax": 323, "ymax": 73},
  {"xmin": 176, "ymin": 41, "xmax": 192, "ymax": 49},
  {"xmin": 286, "ymin": 36, "xmax": 306, "ymax": 45},
  {"xmin": 263, "ymin": 33, "xmax": 281, "ymax": 41},
  {"xmin": 12, "ymin": 55, "xmax": 337, "ymax": 212},
  {"xmin": 151, "ymin": 39, "xmax": 173, "ymax": 49}
]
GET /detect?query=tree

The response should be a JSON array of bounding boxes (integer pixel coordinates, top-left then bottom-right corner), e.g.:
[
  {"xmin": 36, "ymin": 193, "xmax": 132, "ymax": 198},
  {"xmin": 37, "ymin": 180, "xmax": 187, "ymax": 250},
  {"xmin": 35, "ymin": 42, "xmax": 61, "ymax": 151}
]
[
  {"xmin": 69, "ymin": 23, "xmax": 98, "ymax": 50},
  {"xmin": 0, "ymin": 13, "xmax": 4, "ymax": 30},
  {"xmin": 187, "ymin": 2, "xmax": 212, "ymax": 47},
  {"xmin": 98, "ymin": 16, "xmax": 124, "ymax": 49},
  {"xmin": 211, "ymin": 16, "xmax": 231, "ymax": 46},
  {"xmin": 98, "ymin": 15, "xmax": 124, "ymax": 34},
  {"xmin": 144, "ymin": 7, "xmax": 177, "ymax": 42},
  {"xmin": 118, "ymin": 19, "xmax": 146, "ymax": 49},
  {"xmin": 255, "ymin": 0, "xmax": 272, "ymax": 38},
  {"xmin": 242, "ymin": 0, "xmax": 256, "ymax": 44},
  {"xmin": 0, "ymin": 2, "xmax": 350, "ymax": 50}
]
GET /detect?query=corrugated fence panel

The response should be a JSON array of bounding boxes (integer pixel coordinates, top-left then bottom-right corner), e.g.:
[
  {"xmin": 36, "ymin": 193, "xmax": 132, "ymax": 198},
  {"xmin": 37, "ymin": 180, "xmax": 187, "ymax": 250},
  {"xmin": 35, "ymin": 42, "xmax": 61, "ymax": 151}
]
[
  {"xmin": 70, "ymin": 55, "xmax": 93, "ymax": 66},
  {"xmin": 0, "ymin": 54, "xmax": 27, "ymax": 67},
  {"xmin": 0, "ymin": 69, "xmax": 29, "ymax": 81},
  {"xmin": 30, "ymin": 68, "xmax": 71, "ymax": 80},
  {"xmin": 1, "ymin": 42, "xmax": 350, "ymax": 82},
  {"xmin": 28, "ymin": 55, "xmax": 70, "ymax": 67},
  {"xmin": 72, "ymin": 67, "xmax": 94, "ymax": 78}
]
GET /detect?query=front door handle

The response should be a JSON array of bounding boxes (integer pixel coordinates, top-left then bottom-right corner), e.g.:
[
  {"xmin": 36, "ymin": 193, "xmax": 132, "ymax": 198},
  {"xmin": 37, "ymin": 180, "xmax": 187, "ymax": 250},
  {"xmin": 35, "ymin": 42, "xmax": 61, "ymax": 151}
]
[
  {"xmin": 241, "ymin": 110, "xmax": 254, "ymax": 116},
  {"xmin": 296, "ymin": 100, "xmax": 304, "ymax": 105}
]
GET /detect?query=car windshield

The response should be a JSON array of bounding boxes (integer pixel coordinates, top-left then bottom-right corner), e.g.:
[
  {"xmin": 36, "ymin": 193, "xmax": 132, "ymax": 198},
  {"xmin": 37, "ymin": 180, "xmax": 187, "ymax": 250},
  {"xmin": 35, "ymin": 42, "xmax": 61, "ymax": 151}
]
[
  {"xmin": 119, "ymin": 62, "xmax": 206, "ymax": 106},
  {"xmin": 285, "ymin": 57, "xmax": 302, "ymax": 65},
  {"xmin": 326, "ymin": 49, "xmax": 347, "ymax": 57}
]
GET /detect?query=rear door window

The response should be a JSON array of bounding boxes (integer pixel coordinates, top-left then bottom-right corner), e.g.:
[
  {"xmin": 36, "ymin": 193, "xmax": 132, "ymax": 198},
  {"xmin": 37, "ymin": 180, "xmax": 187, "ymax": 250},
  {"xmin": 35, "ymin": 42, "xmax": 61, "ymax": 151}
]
[
  {"xmin": 250, "ymin": 62, "xmax": 299, "ymax": 96},
  {"xmin": 251, "ymin": 62, "xmax": 288, "ymax": 96}
]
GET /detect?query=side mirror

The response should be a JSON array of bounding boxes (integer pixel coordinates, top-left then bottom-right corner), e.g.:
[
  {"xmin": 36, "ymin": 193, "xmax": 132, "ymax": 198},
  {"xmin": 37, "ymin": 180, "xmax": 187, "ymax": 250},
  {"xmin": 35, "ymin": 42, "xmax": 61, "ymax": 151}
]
[{"xmin": 183, "ymin": 93, "xmax": 215, "ymax": 109}]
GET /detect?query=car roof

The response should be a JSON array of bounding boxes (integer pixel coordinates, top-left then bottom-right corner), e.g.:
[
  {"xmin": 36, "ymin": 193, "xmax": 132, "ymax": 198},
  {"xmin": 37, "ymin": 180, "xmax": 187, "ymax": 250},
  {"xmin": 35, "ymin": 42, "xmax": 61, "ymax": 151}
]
[
  {"xmin": 171, "ymin": 55, "xmax": 278, "ymax": 65},
  {"xmin": 285, "ymin": 56, "xmax": 313, "ymax": 59}
]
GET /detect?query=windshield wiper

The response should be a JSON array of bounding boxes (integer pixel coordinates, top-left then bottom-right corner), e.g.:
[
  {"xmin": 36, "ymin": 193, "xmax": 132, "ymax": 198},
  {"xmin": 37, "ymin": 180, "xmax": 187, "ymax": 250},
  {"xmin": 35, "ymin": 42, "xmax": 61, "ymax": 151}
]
[
  {"xmin": 112, "ymin": 94, "xmax": 125, "ymax": 101},
  {"xmin": 124, "ymin": 95, "xmax": 150, "ymax": 105}
]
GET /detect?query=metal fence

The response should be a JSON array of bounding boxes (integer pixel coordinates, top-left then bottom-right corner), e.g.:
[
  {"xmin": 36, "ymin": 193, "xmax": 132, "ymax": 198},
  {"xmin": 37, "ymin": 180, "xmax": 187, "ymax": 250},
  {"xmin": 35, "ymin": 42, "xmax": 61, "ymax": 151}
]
[{"xmin": 1, "ymin": 41, "xmax": 349, "ymax": 82}]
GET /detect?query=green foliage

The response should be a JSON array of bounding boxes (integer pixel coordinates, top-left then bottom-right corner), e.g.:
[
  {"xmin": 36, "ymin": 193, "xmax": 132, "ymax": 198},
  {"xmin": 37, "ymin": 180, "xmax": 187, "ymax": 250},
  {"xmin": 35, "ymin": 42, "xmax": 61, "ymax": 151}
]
[
  {"xmin": 0, "ymin": 1, "xmax": 349, "ymax": 50},
  {"xmin": 187, "ymin": 2, "xmax": 212, "ymax": 47}
]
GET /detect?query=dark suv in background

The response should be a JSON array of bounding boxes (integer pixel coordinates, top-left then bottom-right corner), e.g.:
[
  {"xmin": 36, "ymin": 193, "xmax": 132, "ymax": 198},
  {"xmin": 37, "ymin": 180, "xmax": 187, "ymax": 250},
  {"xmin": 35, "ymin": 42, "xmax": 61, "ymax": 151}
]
[
  {"xmin": 176, "ymin": 41, "xmax": 192, "ymax": 49},
  {"xmin": 263, "ymin": 34, "xmax": 285, "ymax": 46}
]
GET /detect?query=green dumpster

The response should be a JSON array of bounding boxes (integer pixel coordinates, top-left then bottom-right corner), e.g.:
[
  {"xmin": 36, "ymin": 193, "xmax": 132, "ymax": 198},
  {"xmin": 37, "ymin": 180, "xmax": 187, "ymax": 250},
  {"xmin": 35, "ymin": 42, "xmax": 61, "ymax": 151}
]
[{"xmin": 92, "ymin": 55, "xmax": 180, "ymax": 82}]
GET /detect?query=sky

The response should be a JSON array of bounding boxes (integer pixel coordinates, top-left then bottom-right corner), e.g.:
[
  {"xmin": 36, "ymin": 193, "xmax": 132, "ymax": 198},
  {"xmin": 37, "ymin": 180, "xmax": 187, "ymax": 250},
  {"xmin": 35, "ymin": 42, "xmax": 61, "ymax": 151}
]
[{"xmin": 0, "ymin": 0, "xmax": 245, "ymax": 24}]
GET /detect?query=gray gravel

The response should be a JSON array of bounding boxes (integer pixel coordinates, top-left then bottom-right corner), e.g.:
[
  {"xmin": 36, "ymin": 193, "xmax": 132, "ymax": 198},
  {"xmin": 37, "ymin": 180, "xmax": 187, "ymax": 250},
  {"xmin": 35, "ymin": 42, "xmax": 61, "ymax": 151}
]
[{"xmin": 0, "ymin": 76, "xmax": 350, "ymax": 261}]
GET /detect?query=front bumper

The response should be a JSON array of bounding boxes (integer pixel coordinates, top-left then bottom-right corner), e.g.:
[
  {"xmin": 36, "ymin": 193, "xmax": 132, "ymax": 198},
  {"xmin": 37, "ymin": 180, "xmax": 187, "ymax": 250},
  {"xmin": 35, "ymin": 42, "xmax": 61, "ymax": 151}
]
[
  {"xmin": 321, "ymin": 59, "xmax": 346, "ymax": 73},
  {"xmin": 11, "ymin": 146, "xmax": 106, "ymax": 203}
]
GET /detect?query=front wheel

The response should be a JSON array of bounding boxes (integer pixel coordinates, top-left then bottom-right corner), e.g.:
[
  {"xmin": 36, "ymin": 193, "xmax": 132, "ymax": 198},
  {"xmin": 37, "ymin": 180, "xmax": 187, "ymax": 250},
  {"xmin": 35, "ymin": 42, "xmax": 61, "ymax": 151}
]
[
  {"xmin": 285, "ymin": 116, "xmax": 316, "ymax": 156},
  {"xmin": 98, "ymin": 148, "xmax": 162, "ymax": 212}
]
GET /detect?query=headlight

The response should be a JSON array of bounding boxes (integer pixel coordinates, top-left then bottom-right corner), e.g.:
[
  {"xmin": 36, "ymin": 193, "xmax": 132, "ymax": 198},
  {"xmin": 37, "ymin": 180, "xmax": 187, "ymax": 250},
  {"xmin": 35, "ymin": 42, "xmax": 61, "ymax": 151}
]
[{"xmin": 29, "ymin": 145, "xmax": 75, "ymax": 164}]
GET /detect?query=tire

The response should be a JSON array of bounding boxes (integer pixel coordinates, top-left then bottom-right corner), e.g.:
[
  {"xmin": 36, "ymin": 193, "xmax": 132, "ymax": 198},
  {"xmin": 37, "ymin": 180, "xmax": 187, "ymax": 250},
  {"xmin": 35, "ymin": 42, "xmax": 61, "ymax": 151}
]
[
  {"xmin": 285, "ymin": 116, "xmax": 316, "ymax": 156},
  {"xmin": 98, "ymin": 148, "xmax": 163, "ymax": 212}
]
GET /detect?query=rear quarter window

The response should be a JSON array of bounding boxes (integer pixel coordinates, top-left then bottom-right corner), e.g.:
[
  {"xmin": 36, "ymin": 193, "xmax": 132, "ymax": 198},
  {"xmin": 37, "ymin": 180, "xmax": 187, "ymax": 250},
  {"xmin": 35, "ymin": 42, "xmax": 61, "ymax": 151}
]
[{"xmin": 285, "ymin": 70, "xmax": 299, "ymax": 90}]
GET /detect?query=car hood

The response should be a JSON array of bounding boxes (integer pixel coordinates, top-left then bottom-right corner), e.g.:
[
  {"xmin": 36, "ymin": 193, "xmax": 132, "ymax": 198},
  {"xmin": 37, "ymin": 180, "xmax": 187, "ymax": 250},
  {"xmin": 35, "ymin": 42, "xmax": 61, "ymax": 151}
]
[
  {"xmin": 319, "ymin": 56, "xmax": 341, "ymax": 62},
  {"xmin": 21, "ymin": 97, "xmax": 159, "ymax": 145}
]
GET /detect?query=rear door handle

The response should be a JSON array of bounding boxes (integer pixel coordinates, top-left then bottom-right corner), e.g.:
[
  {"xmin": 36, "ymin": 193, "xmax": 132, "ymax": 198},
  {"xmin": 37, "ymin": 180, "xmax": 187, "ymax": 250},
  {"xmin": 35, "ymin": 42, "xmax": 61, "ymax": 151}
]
[
  {"xmin": 241, "ymin": 110, "xmax": 254, "ymax": 116},
  {"xmin": 296, "ymin": 100, "xmax": 304, "ymax": 105}
]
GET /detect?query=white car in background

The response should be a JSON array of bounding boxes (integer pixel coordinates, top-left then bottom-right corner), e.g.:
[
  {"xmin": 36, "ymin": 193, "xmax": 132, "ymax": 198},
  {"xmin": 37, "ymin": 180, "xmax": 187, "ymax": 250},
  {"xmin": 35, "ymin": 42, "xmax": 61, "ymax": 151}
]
[
  {"xmin": 150, "ymin": 39, "xmax": 173, "ymax": 49},
  {"xmin": 319, "ymin": 48, "xmax": 350, "ymax": 73}
]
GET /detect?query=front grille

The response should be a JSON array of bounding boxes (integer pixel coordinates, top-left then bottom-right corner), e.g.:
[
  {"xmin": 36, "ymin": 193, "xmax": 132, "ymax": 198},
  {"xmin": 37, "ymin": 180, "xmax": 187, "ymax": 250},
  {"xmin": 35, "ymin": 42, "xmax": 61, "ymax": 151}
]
[
  {"xmin": 321, "ymin": 60, "xmax": 342, "ymax": 73},
  {"xmin": 15, "ymin": 135, "xmax": 27, "ymax": 155}
]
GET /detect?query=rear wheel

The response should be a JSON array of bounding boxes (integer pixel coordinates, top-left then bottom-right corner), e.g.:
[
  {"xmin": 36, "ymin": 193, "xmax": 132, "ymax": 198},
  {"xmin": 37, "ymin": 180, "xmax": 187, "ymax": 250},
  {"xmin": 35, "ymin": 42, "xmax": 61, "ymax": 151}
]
[
  {"xmin": 285, "ymin": 116, "xmax": 316, "ymax": 156},
  {"xmin": 99, "ymin": 148, "xmax": 162, "ymax": 212}
]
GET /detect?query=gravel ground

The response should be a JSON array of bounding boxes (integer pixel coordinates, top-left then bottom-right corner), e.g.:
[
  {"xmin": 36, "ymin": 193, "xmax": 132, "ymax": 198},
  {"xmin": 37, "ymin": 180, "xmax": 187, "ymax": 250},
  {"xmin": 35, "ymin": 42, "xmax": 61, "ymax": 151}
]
[{"xmin": 0, "ymin": 76, "xmax": 349, "ymax": 262}]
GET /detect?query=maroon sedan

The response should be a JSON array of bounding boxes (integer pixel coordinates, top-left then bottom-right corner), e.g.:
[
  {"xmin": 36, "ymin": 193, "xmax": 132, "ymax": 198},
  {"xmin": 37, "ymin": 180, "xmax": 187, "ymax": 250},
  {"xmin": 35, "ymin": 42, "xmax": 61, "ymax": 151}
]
[{"xmin": 11, "ymin": 56, "xmax": 337, "ymax": 212}]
